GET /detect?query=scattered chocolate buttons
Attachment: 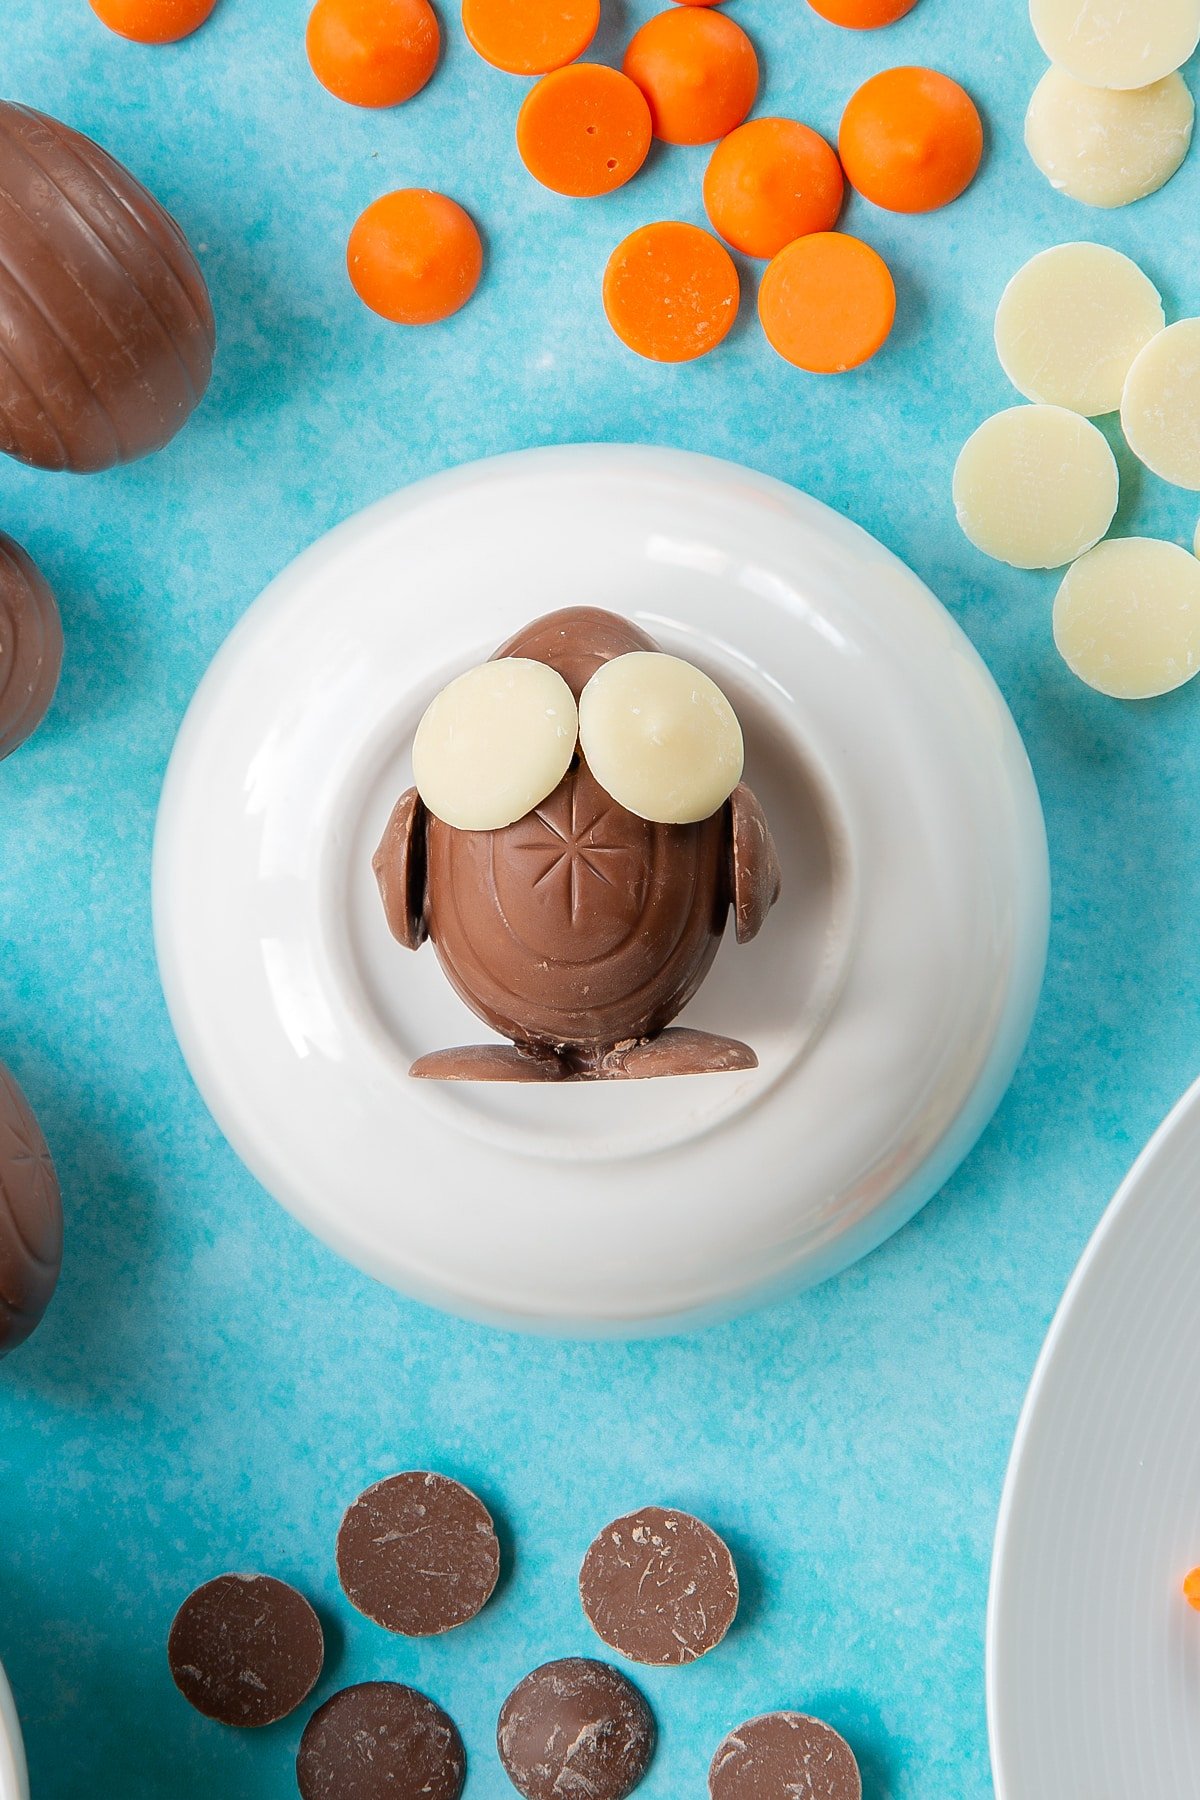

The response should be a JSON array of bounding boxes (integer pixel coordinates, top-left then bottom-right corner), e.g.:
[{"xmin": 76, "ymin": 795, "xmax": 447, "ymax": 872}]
[
  {"xmin": 580, "ymin": 1505, "xmax": 739, "ymax": 1666},
  {"xmin": 336, "ymin": 1470, "xmax": 500, "ymax": 1635},
  {"xmin": 709, "ymin": 1712, "xmax": 862, "ymax": 1800},
  {"xmin": 498, "ymin": 1658, "xmax": 656, "ymax": 1800},
  {"xmin": 297, "ymin": 1682, "xmax": 466, "ymax": 1800},
  {"xmin": 167, "ymin": 1573, "xmax": 324, "ymax": 1728}
]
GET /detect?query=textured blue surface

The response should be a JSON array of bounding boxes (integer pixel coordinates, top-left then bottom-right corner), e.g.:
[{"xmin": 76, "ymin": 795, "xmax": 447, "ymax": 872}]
[{"xmin": 2, "ymin": 1, "xmax": 1200, "ymax": 1795}]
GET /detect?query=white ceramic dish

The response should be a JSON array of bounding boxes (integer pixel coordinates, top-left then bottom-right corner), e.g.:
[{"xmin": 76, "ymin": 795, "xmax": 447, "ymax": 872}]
[
  {"xmin": 154, "ymin": 445, "xmax": 1048, "ymax": 1334},
  {"xmin": 989, "ymin": 1076, "xmax": 1200, "ymax": 1798},
  {"xmin": 0, "ymin": 1663, "xmax": 28, "ymax": 1800}
]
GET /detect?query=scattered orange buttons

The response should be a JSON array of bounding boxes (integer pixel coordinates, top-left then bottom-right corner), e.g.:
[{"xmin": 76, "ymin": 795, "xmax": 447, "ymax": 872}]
[
  {"xmin": 759, "ymin": 232, "xmax": 895, "ymax": 372},
  {"xmin": 623, "ymin": 9, "xmax": 759, "ymax": 146},
  {"xmin": 808, "ymin": 0, "xmax": 920, "ymax": 26},
  {"xmin": 306, "ymin": 0, "xmax": 440, "ymax": 107},
  {"xmin": 518, "ymin": 65, "xmax": 653, "ymax": 197},
  {"xmin": 347, "ymin": 189, "xmax": 483, "ymax": 324},
  {"xmin": 1185, "ymin": 1568, "xmax": 1200, "ymax": 1612},
  {"xmin": 704, "ymin": 117, "xmax": 844, "ymax": 258},
  {"xmin": 462, "ymin": 0, "xmax": 600, "ymax": 75},
  {"xmin": 87, "ymin": 0, "xmax": 218, "ymax": 41},
  {"xmin": 604, "ymin": 222, "xmax": 739, "ymax": 363},
  {"xmin": 839, "ymin": 65, "xmax": 983, "ymax": 212}
]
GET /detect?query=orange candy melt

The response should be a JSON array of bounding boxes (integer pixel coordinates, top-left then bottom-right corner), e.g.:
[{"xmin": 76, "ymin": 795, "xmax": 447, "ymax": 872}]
[
  {"xmin": 704, "ymin": 117, "xmax": 844, "ymax": 259},
  {"xmin": 623, "ymin": 9, "xmax": 758, "ymax": 146},
  {"xmin": 1184, "ymin": 1569, "xmax": 1200, "ymax": 1612},
  {"xmin": 306, "ymin": 0, "xmax": 440, "ymax": 107},
  {"xmin": 462, "ymin": 0, "xmax": 600, "ymax": 75},
  {"xmin": 808, "ymin": 0, "xmax": 920, "ymax": 25},
  {"xmin": 87, "ymin": 0, "xmax": 218, "ymax": 41},
  {"xmin": 518, "ymin": 65, "xmax": 652, "ymax": 197},
  {"xmin": 759, "ymin": 231, "xmax": 895, "ymax": 373},
  {"xmin": 348, "ymin": 189, "xmax": 483, "ymax": 324},
  {"xmin": 839, "ymin": 65, "xmax": 983, "ymax": 213},
  {"xmin": 604, "ymin": 221, "xmax": 739, "ymax": 363}
]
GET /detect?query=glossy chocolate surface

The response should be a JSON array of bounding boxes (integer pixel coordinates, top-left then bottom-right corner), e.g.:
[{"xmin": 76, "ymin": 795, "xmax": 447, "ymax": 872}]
[
  {"xmin": 0, "ymin": 1060, "xmax": 62, "ymax": 1355},
  {"xmin": 0, "ymin": 531, "xmax": 62, "ymax": 759},
  {"xmin": 0, "ymin": 103, "xmax": 215, "ymax": 472},
  {"xmin": 374, "ymin": 608, "xmax": 781, "ymax": 1080}
]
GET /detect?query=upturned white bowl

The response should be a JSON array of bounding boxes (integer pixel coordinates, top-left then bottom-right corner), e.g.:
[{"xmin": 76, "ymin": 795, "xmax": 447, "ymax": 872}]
[{"xmin": 155, "ymin": 446, "xmax": 1049, "ymax": 1335}]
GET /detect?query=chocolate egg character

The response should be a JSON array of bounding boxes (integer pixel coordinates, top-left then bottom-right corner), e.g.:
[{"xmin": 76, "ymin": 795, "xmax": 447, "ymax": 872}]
[
  {"xmin": 0, "ymin": 532, "xmax": 63, "ymax": 760},
  {"xmin": 373, "ymin": 607, "xmax": 781, "ymax": 1081},
  {"xmin": 0, "ymin": 102, "xmax": 215, "ymax": 473},
  {"xmin": 0, "ymin": 1060, "xmax": 62, "ymax": 1354}
]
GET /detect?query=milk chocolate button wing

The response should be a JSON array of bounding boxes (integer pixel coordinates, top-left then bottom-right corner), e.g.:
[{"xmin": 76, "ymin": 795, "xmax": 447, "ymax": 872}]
[
  {"xmin": 0, "ymin": 533, "xmax": 63, "ymax": 761},
  {"xmin": 0, "ymin": 101, "xmax": 215, "ymax": 473},
  {"xmin": 167, "ymin": 1574, "xmax": 324, "ymax": 1727},
  {"xmin": 497, "ymin": 1658, "xmax": 655, "ymax": 1800},
  {"xmin": 0, "ymin": 1061, "xmax": 62, "ymax": 1355},
  {"xmin": 336, "ymin": 1471, "xmax": 500, "ymax": 1634},
  {"xmin": 580, "ymin": 1506, "xmax": 739, "ymax": 1665},
  {"xmin": 297, "ymin": 1683, "xmax": 466, "ymax": 1800},
  {"xmin": 709, "ymin": 1712, "xmax": 862, "ymax": 1800}
]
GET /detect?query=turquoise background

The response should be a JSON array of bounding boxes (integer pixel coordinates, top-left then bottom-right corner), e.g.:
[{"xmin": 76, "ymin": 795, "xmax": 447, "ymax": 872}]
[{"xmin": 3, "ymin": 0, "xmax": 1200, "ymax": 1794}]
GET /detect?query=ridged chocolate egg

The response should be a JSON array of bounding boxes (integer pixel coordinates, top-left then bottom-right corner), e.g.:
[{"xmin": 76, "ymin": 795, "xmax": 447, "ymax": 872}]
[
  {"xmin": 0, "ymin": 1061, "xmax": 62, "ymax": 1355},
  {"xmin": 0, "ymin": 102, "xmax": 215, "ymax": 473},
  {"xmin": 0, "ymin": 532, "xmax": 63, "ymax": 759}
]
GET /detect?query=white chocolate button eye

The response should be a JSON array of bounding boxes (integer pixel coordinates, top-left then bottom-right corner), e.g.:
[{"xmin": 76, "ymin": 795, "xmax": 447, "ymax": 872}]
[
  {"xmin": 412, "ymin": 658, "xmax": 579, "ymax": 831},
  {"xmin": 578, "ymin": 652, "xmax": 744, "ymax": 825}
]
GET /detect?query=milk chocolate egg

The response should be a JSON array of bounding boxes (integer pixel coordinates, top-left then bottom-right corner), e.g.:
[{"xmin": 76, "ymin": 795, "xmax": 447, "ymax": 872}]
[
  {"xmin": 0, "ymin": 532, "xmax": 63, "ymax": 759},
  {"xmin": 374, "ymin": 607, "xmax": 782, "ymax": 1082},
  {"xmin": 0, "ymin": 103, "xmax": 215, "ymax": 473},
  {"xmin": 0, "ymin": 1061, "xmax": 62, "ymax": 1354}
]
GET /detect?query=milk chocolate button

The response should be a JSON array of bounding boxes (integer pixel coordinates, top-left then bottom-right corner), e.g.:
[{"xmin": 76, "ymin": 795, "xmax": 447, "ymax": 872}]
[
  {"xmin": 167, "ymin": 1574, "xmax": 324, "ymax": 1728},
  {"xmin": 497, "ymin": 1657, "xmax": 655, "ymax": 1800},
  {"xmin": 708, "ymin": 1713, "xmax": 862, "ymax": 1800},
  {"xmin": 580, "ymin": 1505, "xmax": 739, "ymax": 1665},
  {"xmin": 297, "ymin": 1683, "xmax": 466, "ymax": 1800},
  {"xmin": 336, "ymin": 1471, "xmax": 500, "ymax": 1635}
]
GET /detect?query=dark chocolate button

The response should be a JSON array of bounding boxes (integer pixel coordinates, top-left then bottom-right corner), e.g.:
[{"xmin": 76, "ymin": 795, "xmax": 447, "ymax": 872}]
[
  {"xmin": 167, "ymin": 1573, "xmax": 324, "ymax": 1728},
  {"xmin": 580, "ymin": 1505, "xmax": 739, "ymax": 1666},
  {"xmin": 336, "ymin": 1471, "xmax": 500, "ymax": 1635},
  {"xmin": 0, "ymin": 1061, "xmax": 62, "ymax": 1356},
  {"xmin": 497, "ymin": 1657, "xmax": 655, "ymax": 1800},
  {"xmin": 708, "ymin": 1713, "xmax": 862, "ymax": 1800},
  {"xmin": 0, "ymin": 534, "xmax": 62, "ymax": 762},
  {"xmin": 297, "ymin": 1682, "xmax": 466, "ymax": 1800}
]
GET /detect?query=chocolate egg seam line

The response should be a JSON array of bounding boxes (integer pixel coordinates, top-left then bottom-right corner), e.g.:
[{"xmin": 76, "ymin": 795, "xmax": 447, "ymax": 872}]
[{"xmin": 0, "ymin": 122, "xmax": 199, "ymax": 438}]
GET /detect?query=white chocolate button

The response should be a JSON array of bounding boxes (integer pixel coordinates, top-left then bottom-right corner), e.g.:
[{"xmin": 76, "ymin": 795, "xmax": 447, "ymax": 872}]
[
  {"xmin": 953, "ymin": 405, "xmax": 1119, "ymax": 569},
  {"xmin": 995, "ymin": 244, "xmax": 1164, "ymax": 417},
  {"xmin": 1029, "ymin": 0, "xmax": 1200, "ymax": 91},
  {"xmin": 412, "ymin": 658, "xmax": 579, "ymax": 831},
  {"xmin": 578, "ymin": 652, "xmax": 744, "ymax": 825},
  {"xmin": 1025, "ymin": 67, "xmax": 1194, "ymax": 209},
  {"xmin": 1053, "ymin": 536, "xmax": 1200, "ymax": 697},
  {"xmin": 1120, "ymin": 318, "xmax": 1200, "ymax": 490}
]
